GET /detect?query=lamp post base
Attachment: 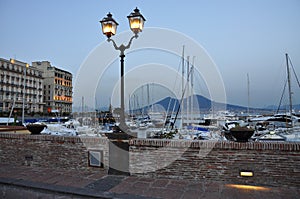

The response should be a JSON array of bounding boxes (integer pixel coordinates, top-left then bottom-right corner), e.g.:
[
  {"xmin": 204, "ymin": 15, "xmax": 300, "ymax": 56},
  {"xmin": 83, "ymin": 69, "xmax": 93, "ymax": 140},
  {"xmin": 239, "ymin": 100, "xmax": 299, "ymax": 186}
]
[
  {"xmin": 108, "ymin": 138, "xmax": 130, "ymax": 176},
  {"xmin": 105, "ymin": 127, "xmax": 135, "ymax": 176}
]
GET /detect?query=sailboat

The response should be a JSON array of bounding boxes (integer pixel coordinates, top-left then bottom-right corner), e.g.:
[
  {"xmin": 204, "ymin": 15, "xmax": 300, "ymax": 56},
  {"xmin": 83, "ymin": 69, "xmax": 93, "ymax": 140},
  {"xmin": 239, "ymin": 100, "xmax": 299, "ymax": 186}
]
[
  {"xmin": 157, "ymin": 46, "xmax": 220, "ymax": 140},
  {"xmin": 275, "ymin": 53, "xmax": 300, "ymax": 141},
  {"xmin": 255, "ymin": 53, "xmax": 300, "ymax": 141},
  {"xmin": 273, "ymin": 54, "xmax": 300, "ymax": 128}
]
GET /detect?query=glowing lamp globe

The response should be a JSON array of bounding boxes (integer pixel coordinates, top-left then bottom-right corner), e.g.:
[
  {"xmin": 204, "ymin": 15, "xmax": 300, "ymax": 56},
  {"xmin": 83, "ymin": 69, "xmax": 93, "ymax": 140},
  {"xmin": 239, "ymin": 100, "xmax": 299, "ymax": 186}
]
[
  {"xmin": 127, "ymin": 8, "xmax": 146, "ymax": 35},
  {"xmin": 100, "ymin": 13, "xmax": 119, "ymax": 38}
]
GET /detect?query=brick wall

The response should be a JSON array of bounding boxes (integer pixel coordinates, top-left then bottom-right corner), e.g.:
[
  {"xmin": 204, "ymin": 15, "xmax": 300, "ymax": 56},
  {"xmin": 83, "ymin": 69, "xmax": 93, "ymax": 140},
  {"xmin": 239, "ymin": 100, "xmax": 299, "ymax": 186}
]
[
  {"xmin": 1, "ymin": 134, "xmax": 299, "ymax": 188},
  {"xmin": 0, "ymin": 134, "xmax": 109, "ymax": 171},
  {"xmin": 129, "ymin": 139, "xmax": 300, "ymax": 188}
]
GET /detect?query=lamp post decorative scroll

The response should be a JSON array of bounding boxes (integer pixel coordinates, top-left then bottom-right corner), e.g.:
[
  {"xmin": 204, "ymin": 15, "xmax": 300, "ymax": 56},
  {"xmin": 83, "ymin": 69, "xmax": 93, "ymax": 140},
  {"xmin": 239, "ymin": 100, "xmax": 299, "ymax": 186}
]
[{"xmin": 100, "ymin": 7, "xmax": 145, "ymax": 131}]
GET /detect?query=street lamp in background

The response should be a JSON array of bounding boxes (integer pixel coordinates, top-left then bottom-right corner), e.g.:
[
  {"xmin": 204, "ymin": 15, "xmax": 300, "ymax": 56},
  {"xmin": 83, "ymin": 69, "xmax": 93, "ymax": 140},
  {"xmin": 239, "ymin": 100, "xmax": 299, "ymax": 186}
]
[
  {"xmin": 9, "ymin": 59, "xmax": 28, "ymax": 125},
  {"xmin": 22, "ymin": 63, "xmax": 29, "ymax": 125},
  {"xmin": 100, "ymin": 7, "xmax": 146, "ymax": 131}
]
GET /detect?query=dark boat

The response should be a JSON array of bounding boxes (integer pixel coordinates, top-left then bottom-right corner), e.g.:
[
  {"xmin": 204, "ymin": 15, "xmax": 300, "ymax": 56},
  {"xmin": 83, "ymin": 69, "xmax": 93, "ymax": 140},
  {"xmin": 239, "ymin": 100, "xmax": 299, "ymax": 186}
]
[
  {"xmin": 26, "ymin": 124, "xmax": 47, "ymax": 135},
  {"xmin": 226, "ymin": 126, "xmax": 255, "ymax": 142}
]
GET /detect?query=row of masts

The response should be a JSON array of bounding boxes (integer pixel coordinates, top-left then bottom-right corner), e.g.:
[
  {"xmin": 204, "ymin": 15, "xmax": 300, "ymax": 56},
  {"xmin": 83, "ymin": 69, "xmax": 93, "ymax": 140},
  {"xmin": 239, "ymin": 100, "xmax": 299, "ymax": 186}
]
[
  {"xmin": 181, "ymin": 45, "xmax": 196, "ymax": 127},
  {"xmin": 179, "ymin": 52, "xmax": 296, "ymax": 129},
  {"xmin": 286, "ymin": 53, "xmax": 293, "ymax": 120},
  {"xmin": 120, "ymin": 49, "xmax": 296, "ymax": 130}
]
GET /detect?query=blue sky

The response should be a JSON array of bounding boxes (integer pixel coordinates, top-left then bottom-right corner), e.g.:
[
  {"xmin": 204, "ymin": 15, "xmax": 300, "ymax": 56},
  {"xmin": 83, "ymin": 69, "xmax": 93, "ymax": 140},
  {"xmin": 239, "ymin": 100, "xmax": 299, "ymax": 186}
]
[{"xmin": 1, "ymin": 0, "xmax": 300, "ymax": 108}]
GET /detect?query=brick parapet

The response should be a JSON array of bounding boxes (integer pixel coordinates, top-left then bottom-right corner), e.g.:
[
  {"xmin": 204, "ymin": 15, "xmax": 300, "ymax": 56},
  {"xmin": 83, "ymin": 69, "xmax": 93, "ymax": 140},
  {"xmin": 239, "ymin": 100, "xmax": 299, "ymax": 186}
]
[
  {"xmin": 0, "ymin": 133, "xmax": 108, "ymax": 144},
  {"xmin": 129, "ymin": 138, "xmax": 300, "ymax": 151},
  {"xmin": 2, "ymin": 134, "xmax": 299, "ymax": 151}
]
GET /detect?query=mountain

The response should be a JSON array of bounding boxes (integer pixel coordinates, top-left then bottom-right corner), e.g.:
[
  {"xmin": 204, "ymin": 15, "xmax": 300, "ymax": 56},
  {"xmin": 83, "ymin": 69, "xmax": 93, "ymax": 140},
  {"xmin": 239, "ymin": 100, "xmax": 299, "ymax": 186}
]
[
  {"xmin": 72, "ymin": 105, "xmax": 107, "ymax": 113},
  {"xmin": 150, "ymin": 94, "xmax": 251, "ymax": 113},
  {"xmin": 150, "ymin": 94, "xmax": 296, "ymax": 113},
  {"xmin": 73, "ymin": 94, "xmax": 300, "ymax": 113}
]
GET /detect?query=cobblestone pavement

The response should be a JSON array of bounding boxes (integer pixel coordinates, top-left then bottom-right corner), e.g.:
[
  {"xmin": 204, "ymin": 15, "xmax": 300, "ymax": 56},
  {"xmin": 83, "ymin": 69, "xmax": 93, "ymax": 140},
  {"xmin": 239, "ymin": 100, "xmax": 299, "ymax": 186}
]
[{"xmin": 0, "ymin": 164, "xmax": 299, "ymax": 199}]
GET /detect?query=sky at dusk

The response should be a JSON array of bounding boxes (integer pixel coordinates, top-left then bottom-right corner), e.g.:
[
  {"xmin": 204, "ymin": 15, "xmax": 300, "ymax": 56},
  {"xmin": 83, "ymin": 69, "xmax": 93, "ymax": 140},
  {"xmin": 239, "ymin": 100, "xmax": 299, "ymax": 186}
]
[{"xmin": 0, "ymin": 0, "xmax": 300, "ymax": 109}]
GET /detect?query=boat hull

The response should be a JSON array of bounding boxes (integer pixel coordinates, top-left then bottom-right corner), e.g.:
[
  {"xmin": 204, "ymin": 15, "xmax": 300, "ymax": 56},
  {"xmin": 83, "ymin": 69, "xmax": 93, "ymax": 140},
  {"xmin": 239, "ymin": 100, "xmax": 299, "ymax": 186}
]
[
  {"xmin": 228, "ymin": 127, "xmax": 255, "ymax": 142},
  {"xmin": 26, "ymin": 124, "xmax": 47, "ymax": 135}
]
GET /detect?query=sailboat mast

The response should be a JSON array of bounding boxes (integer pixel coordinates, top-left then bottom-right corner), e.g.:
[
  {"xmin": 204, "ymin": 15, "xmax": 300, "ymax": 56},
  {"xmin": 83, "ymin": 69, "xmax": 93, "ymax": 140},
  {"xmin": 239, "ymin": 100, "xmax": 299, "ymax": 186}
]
[
  {"xmin": 147, "ymin": 83, "xmax": 150, "ymax": 113},
  {"xmin": 187, "ymin": 56, "xmax": 190, "ymax": 126},
  {"xmin": 247, "ymin": 73, "xmax": 250, "ymax": 116},
  {"xmin": 191, "ymin": 56, "xmax": 195, "ymax": 122},
  {"xmin": 7, "ymin": 96, "xmax": 16, "ymax": 126},
  {"xmin": 181, "ymin": 45, "xmax": 185, "ymax": 128},
  {"xmin": 286, "ymin": 53, "xmax": 293, "ymax": 121},
  {"xmin": 81, "ymin": 96, "xmax": 84, "ymax": 126},
  {"xmin": 129, "ymin": 94, "xmax": 132, "ymax": 118}
]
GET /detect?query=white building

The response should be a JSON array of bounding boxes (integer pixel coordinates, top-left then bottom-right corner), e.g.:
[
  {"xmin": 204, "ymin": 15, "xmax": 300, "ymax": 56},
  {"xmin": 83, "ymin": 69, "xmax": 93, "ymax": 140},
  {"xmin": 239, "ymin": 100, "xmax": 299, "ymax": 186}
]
[{"xmin": 0, "ymin": 58, "xmax": 44, "ymax": 115}]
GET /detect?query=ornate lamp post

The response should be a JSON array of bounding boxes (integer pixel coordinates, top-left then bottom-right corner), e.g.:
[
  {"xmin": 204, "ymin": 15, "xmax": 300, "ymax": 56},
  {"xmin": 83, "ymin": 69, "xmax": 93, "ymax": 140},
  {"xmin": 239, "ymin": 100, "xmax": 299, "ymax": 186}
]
[
  {"xmin": 100, "ymin": 8, "xmax": 145, "ymax": 131},
  {"xmin": 100, "ymin": 8, "xmax": 145, "ymax": 176}
]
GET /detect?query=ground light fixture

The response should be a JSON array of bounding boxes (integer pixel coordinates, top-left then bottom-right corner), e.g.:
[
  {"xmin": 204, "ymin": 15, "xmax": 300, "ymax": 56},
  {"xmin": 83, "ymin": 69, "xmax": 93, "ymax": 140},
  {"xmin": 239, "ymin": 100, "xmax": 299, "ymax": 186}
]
[{"xmin": 239, "ymin": 170, "xmax": 254, "ymax": 177}]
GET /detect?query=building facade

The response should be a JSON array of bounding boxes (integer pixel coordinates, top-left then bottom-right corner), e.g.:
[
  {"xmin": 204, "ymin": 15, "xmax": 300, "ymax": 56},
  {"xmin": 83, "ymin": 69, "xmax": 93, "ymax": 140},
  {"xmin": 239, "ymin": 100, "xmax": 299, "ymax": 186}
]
[
  {"xmin": 0, "ymin": 58, "xmax": 44, "ymax": 116},
  {"xmin": 32, "ymin": 61, "xmax": 73, "ymax": 115}
]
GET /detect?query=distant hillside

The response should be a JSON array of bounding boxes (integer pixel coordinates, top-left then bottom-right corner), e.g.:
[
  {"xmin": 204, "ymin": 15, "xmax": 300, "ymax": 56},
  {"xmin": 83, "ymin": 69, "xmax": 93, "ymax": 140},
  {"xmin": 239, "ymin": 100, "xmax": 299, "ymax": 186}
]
[
  {"xmin": 73, "ymin": 95, "xmax": 300, "ymax": 113},
  {"xmin": 150, "ymin": 94, "xmax": 293, "ymax": 114},
  {"xmin": 264, "ymin": 104, "xmax": 300, "ymax": 112},
  {"xmin": 147, "ymin": 95, "xmax": 253, "ymax": 113},
  {"xmin": 72, "ymin": 105, "xmax": 109, "ymax": 113}
]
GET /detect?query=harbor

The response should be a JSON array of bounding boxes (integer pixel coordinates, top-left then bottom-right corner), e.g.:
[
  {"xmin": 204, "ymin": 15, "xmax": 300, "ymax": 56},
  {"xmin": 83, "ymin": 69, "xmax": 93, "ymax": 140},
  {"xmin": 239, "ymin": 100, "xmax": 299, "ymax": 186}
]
[
  {"xmin": 2, "ymin": 52, "xmax": 299, "ymax": 143},
  {"xmin": 2, "ymin": 107, "xmax": 300, "ymax": 143}
]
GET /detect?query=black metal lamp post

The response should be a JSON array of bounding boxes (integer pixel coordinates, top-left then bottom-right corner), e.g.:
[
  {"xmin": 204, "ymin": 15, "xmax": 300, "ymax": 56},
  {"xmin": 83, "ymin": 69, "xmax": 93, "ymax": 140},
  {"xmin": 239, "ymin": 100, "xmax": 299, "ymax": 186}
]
[
  {"xmin": 100, "ymin": 8, "xmax": 145, "ymax": 176},
  {"xmin": 100, "ymin": 8, "xmax": 145, "ymax": 132}
]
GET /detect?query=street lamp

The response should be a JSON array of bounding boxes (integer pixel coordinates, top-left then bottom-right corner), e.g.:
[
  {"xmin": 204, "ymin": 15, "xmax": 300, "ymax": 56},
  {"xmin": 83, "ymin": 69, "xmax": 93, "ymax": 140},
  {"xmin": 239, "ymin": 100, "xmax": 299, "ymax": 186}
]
[
  {"xmin": 22, "ymin": 63, "xmax": 29, "ymax": 125},
  {"xmin": 100, "ymin": 7, "xmax": 145, "ymax": 131},
  {"xmin": 10, "ymin": 59, "xmax": 28, "ymax": 125}
]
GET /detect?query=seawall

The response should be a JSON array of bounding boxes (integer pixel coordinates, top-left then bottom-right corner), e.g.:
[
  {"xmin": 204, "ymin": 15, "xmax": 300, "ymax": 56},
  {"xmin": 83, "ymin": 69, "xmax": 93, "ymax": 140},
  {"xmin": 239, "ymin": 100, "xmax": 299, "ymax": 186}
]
[{"xmin": 0, "ymin": 133, "xmax": 299, "ymax": 188}]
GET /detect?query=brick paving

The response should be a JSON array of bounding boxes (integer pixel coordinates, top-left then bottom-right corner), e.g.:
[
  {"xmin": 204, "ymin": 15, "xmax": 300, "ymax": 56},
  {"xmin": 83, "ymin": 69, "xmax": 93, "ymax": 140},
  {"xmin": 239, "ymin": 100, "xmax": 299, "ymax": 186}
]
[
  {"xmin": 0, "ymin": 164, "xmax": 299, "ymax": 198},
  {"xmin": 109, "ymin": 177, "xmax": 300, "ymax": 199}
]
